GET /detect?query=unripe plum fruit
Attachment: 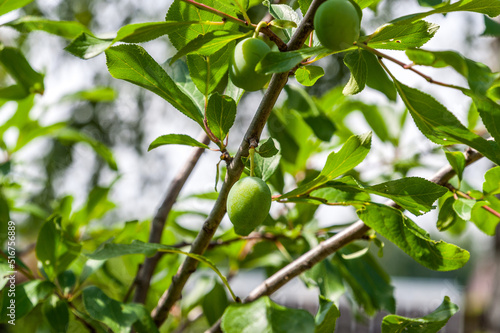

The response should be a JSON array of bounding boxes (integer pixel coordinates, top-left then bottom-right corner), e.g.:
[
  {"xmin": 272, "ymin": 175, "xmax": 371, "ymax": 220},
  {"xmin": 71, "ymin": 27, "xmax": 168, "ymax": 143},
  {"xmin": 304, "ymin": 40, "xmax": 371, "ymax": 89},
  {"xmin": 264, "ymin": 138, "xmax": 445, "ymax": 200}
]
[
  {"xmin": 229, "ymin": 38, "xmax": 271, "ymax": 91},
  {"xmin": 314, "ymin": 0, "xmax": 361, "ymax": 51},
  {"xmin": 227, "ymin": 176, "xmax": 272, "ymax": 236}
]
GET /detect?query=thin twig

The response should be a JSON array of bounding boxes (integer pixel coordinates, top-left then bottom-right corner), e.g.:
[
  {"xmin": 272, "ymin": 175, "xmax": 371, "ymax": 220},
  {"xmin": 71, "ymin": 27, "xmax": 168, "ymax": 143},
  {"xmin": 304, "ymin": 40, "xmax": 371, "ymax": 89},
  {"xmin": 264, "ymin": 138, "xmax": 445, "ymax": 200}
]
[
  {"xmin": 150, "ymin": 0, "xmax": 326, "ymax": 326},
  {"xmin": 206, "ymin": 148, "xmax": 485, "ymax": 333},
  {"xmin": 181, "ymin": 0, "xmax": 250, "ymax": 26},
  {"xmin": 358, "ymin": 43, "xmax": 466, "ymax": 91},
  {"xmin": 132, "ymin": 132, "xmax": 210, "ymax": 304},
  {"xmin": 450, "ymin": 184, "xmax": 500, "ymax": 219}
]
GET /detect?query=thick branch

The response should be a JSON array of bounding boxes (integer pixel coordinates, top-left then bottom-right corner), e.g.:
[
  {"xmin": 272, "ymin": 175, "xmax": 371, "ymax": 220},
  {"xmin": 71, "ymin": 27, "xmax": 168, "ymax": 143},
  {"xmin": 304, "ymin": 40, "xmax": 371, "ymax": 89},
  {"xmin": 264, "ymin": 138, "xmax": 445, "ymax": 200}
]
[
  {"xmin": 207, "ymin": 148, "xmax": 485, "ymax": 333},
  {"xmin": 132, "ymin": 132, "xmax": 210, "ymax": 304},
  {"xmin": 150, "ymin": 0, "xmax": 328, "ymax": 325}
]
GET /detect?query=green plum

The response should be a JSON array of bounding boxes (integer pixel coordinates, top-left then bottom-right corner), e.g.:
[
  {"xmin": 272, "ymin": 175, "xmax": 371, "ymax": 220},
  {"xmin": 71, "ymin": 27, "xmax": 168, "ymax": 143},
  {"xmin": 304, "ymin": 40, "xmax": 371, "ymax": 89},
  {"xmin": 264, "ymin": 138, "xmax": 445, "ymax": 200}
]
[
  {"xmin": 227, "ymin": 176, "xmax": 272, "ymax": 236},
  {"xmin": 314, "ymin": 0, "xmax": 361, "ymax": 51},
  {"xmin": 229, "ymin": 38, "xmax": 271, "ymax": 91}
]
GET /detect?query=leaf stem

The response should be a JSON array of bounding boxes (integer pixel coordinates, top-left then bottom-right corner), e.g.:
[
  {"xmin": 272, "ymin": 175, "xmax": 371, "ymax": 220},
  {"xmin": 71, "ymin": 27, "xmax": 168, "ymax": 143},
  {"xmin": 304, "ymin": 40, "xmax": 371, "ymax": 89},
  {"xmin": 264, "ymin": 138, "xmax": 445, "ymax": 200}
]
[{"xmin": 233, "ymin": 0, "xmax": 252, "ymax": 27}]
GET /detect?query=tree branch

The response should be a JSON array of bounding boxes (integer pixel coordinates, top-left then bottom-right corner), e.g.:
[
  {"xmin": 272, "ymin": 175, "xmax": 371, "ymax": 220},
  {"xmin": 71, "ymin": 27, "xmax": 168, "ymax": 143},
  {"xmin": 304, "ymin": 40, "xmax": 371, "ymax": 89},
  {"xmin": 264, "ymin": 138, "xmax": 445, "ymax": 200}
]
[
  {"xmin": 150, "ymin": 0, "xmax": 328, "ymax": 326},
  {"xmin": 206, "ymin": 148, "xmax": 485, "ymax": 333},
  {"xmin": 132, "ymin": 132, "xmax": 210, "ymax": 304}
]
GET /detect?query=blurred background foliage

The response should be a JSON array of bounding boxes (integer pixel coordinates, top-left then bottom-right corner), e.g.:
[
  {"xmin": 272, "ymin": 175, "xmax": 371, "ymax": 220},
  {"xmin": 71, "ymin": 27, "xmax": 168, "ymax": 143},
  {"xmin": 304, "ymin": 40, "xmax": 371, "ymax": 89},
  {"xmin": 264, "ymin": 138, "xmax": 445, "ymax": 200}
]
[{"xmin": 1, "ymin": 0, "xmax": 499, "ymax": 332}]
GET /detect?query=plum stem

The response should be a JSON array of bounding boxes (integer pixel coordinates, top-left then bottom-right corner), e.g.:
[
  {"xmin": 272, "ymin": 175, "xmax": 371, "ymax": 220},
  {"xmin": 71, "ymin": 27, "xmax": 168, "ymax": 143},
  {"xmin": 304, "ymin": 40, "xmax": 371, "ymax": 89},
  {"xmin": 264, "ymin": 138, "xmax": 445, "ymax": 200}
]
[
  {"xmin": 253, "ymin": 21, "xmax": 269, "ymax": 38},
  {"xmin": 249, "ymin": 147, "xmax": 256, "ymax": 177}
]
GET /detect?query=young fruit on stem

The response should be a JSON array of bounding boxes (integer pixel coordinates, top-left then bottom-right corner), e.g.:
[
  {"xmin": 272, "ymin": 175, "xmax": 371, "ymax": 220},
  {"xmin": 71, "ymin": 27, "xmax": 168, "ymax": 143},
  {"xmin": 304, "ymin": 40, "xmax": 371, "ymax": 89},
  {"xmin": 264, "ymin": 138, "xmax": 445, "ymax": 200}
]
[
  {"xmin": 314, "ymin": 0, "xmax": 361, "ymax": 51},
  {"xmin": 227, "ymin": 176, "xmax": 272, "ymax": 236},
  {"xmin": 229, "ymin": 37, "xmax": 272, "ymax": 91}
]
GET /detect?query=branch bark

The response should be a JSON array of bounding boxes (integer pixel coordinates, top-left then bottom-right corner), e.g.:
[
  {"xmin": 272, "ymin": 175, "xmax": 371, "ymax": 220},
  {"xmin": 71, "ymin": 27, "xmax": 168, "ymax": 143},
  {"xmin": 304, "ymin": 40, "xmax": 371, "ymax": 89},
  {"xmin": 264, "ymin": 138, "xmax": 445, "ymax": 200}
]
[
  {"xmin": 151, "ymin": 0, "xmax": 329, "ymax": 325},
  {"xmin": 206, "ymin": 148, "xmax": 484, "ymax": 333},
  {"xmin": 132, "ymin": 132, "xmax": 210, "ymax": 304}
]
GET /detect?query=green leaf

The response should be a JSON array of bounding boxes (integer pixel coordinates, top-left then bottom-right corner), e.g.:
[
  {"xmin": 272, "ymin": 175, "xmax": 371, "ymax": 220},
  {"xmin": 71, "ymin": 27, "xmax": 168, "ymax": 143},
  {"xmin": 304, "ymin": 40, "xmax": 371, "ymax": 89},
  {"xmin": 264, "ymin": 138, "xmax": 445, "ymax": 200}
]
[
  {"xmin": 0, "ymin": 46, "xmax": 44, "ymax": 95},
  {"xmin": 362, "ymin": 20, "xmax": 439, "ymax": 50},
  {"xmin": 256, "ymin": 46, "xmax": 330, "ymax": 75},
  {"xmin": 304, "ymin": 260, "xmax": 345, "ymax": 303},
  {"xmin": 445, "ymin": 151, "xmax": 466, "ymax": 183},
  {"xmin": 0, "ymin": 192, "xmax": 9, "ymax": 245},
  {"xmin": 418, "ymin": 0, "xmax": 445, "ymax": 7},
  {"xmin": 35, "ymin": 217, "xmax": 81, "ymax": 280},
  {"xmin": 257, "ymin": 137, "xmax": 279, "ymax": 157},
  {"xmin": 394, "ymin": 0, "xmax": 500, "ymax": 24},
  {"xmin": 452, "ymin": 198, "xmax": 476, "ymax": 220},
  {"xmin": 437, "ymin": 195, "xmax": 465, "ymax": 232},
  {"xmin": 0, "ymin": 280, "xmax": 54, "ymax": 323},
  {"xmin": 54, "ymin": 128, "xmax": 118, "ymax": 170},
  {"xmin": 393, "ymin": 79, "xmax": 500, "ymax": 164},
  {"xmin": 471, "ymin": 196, "xmax": 500, "ymax": 235},
  {"xmin": 245, "ymin": 151, "xmax": 281, "ymax": 182},
  {"xmin": 148, "ymin": 134, "xmax": 210, "ymax": 151},
  {"xmin": 105, "ymin": 44, "xmax": 204, "ymax": 125},
  {"xmin": 355, "ymin": 102, "xmax": 393, "ymax": 142},
  {"xmin": 269, "ymin": 19, "xmax": 297, "ymax": 29},
  {"xmin": 267, "ymin": 110, "xmax": 301, "ymax": 164},
  {"xmin": 298, "ymin": 0, "xmax": 312, "ymax": 15},
  {"xmin": 62, "ymin": 87, "xmax": 117, "ymax": 102},
  {"xmin": 166, "ymin": 0, "xmax": 240, "ymax": 50},
  {"xmin": 355, "ymin": 0, "xmax": 381, "ymax": 9},
  {"xmin": 470, "ymin": 95, "xmax": 500, "ymax": 147},
  {"xmin": 268, "ymin": 4, "xmax": 301, "ymax": 42},
  {"xmin": 364, "ymin": 177, "xmax": 447, "ymax": 216},
  {"xmin": 82, "ymin": 286, "xmax": 141, "ymax": 333},
  {"xmin": 280, "ymin": 132, "xmax": 372, "ymax": 199},
  {"xmin": 64, "ymin": 21, "xmax": 218, "ymax": 59},
  {"xmin": 284, "ymin": 85, "xmax": 336, "ymax": 141},
  {"xmin": 381, "ymin": 296, "xmax": 459, "ymax": 333},
  {"xmin": 343, "ymin": 49, "xmax": 367, "ymax": 95},
  {"xmin": 6, "ymin": 16, "xmax": 91, "ymax": 39},
  {"xmin": 202, "ymin": 282, "xmax": 229, "ymax": 326},
  {"xmin": 335, "ymin": 245, "xmax": 396, "ymax": 315},
  {"xmin": 308, "ymin": 176, "xmax": 371, "ymax": 205},
  {"xmin": 0, "ymin": 85, "xmax": 30, "ymax": 100},
  {"xmin": 42, "ymin": 296, "xmax": 69, "ymax": 333},
  {"xmin": 0, "ymin": 0, "xmax": 34, "ymax": 16},
  {"xmin": 206, "ymin": 93, "xmax": 237, "ymax": 142},
  {"xmin": 170, "ymin": 30, "xmax": 248, "ymax": 64},
  {"xmin": 71, "ymin": 185, "xmax": 116, "ymax": 226},
  {"xmin": 65, "ymin": 33, "xmax": 113, "ymax": 59},
  {"xmin": 295, "ymin": 66, "xmax": 324, "ymax": 87},
  {"xmin": 187, "ymin": 44, "xmax": 232, "ymax": 97},
  {"xmin": 484, "ymin": 166, "xmax": 500, "ymax": 195},
  {"xmin": 314, "ymin": 296, "xmax": 340, "ymax": 333},
  {"xmin": 57, "ymin": 270, "xmax": 76, "ymax": 295},
  {"xmin": 363, "ymin": 50, "xmax": 397, "ymax": 100},
  {"xmin": 164, "ymin": 58, "xmax": 205, "ymax": 113},
  {"xmin": 114, "ymin": 21, "xmax": 203, "ymax": 44},
  {"xmin": 221, "ymin": 296, "xmax": 315, "ymax": 333},
  {"xmin": 357, "ymin": 204, "xmax": 470, "ymax": 271},
  {"xmin": 482, "ymin": 15, "xmax": 500, "ymax": 36}
]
